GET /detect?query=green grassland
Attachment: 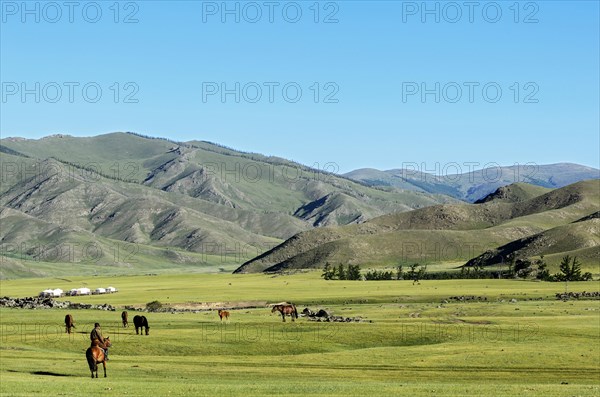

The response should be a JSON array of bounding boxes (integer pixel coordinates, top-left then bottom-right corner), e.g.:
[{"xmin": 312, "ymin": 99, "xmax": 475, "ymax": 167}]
[{"xmin": 1, "ymin": 272, "xmax": 599, "ymax": 396}]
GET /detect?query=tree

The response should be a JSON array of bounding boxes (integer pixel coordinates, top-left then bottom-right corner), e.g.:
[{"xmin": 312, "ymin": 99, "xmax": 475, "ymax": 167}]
[
  {"xmin": 407, "ymin": 263, "xmax": 419, "ymax": 280},
  {"xmin": 396, "ymin": 265, "xmax": 404, "ymax": 280},
  {"xmin": 514, "ymin": 259, "xmax": 533, "ymax": 278},
  {"xmin": 417, "ymin": 265, "xmax": 428, "ymax": 281},
  {"xmin": 557, "ymin": 255, "xmax": 582, "ymax": 281},
  {"xmin": 535, "ymin": 256, "xmax": 551, "ymax": 281},
  {"xmin": 337, "ymin": 264, "xmax": 346, "ymax": 280},
  {"xmin": 507, "ymin": 255, "xmax": 516, "ymax": 278},
  {"xmin": 347, "ymin": 264, "xmax": 362, "ymax": 280},
  {"xmin": 322, "ymin": 262, "xmax": 335, "ymax": 280}
]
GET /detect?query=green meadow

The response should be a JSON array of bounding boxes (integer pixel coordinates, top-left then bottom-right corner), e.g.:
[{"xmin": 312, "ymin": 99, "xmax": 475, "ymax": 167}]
[{"xmin": 1, "ymin": 272, "xmax": 599, "ymax": 396}]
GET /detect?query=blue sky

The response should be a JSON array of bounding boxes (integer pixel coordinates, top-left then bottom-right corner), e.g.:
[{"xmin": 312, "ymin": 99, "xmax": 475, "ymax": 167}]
[{"xmin": 1, "ymin": 0, "xmax": 599, "ymax": 173}]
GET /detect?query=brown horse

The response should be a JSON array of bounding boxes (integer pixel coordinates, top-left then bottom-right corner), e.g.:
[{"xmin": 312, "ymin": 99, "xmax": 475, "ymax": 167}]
[
  {"xmin": 271, "ymin": 304, "xmax": 298, "ymax": 322},
  {"xmin": 218, "ymin": 309, "xmax": 230, "ymax": 321},
  {"xmin": 121, "ymin": 311, "xmax": 128, "ymax": 328},
  {"xmin": 65, "ymin": 314, "xmax": 75, "ymax": 334},
  {"xmin": 86, "ymin": 337, "xmax": 112, "ymax": 378}
]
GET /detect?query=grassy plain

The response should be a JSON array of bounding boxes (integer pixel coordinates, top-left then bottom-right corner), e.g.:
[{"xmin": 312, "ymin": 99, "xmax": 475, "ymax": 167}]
[{"xmin": 0, "ymin": 272, "xmax": 599, "ymax": 396}]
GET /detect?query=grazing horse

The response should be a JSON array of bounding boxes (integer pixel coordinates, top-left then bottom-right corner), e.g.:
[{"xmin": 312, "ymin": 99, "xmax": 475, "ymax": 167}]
[
  {"xmin": 121, "ymin": 311, "xmax": 128, "ymax": 328},
  {"xmin": 86, "ymin": 337, "xmax": 111, "ymax": 378},
  {"xmin": 133, "ymin": 315, "xmax": 150, "ymax": 335},
  {"xmin": 271, "ymin": 304, "xmax": 298, "ymax": 322},
  {"xmin": 64, "ymin": 314, "xmax": 75, "ymax": 334},
  {"xmin": 218, "ymin": 309, "xmax": 230, "ymax": 322}
]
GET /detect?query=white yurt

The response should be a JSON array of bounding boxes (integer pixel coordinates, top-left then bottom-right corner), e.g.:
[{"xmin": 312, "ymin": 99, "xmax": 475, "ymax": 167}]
[
  {"xmin": 69, "ymin": 288, "xmax": 80, "ymax": 296},
  {"xmin": 39, "ymin": 289, "xmax": 54, "ymax": 297},
  {"xmin": 78, "ymin": 287, "xmax": 91, "ymax": 295},
  {"xmin": 52, "ymin": 288, "xmax": 64, "ymax": 297},
  {"xmin": 106, "ymin": 286, "xmax": 117, "ymax": 293},
  {"xmin": 94, "ymin": 288, "xmax": 106, "ymax": 294}
]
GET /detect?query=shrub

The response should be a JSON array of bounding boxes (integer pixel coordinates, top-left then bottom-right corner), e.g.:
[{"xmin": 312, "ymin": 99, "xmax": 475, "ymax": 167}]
[{"xmin": 146, "ymin": 300, "xmax": 163, "ymax": 312}]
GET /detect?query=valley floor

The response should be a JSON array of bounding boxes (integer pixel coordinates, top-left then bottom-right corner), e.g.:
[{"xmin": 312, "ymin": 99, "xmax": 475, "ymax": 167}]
[{"xmin": 0, "ymin": 273, "xmax": 599, "ymax": 396}]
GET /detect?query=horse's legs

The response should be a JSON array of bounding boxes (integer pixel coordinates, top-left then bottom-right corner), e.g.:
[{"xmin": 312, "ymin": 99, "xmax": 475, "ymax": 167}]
[
  {"xmin": 135, "ymin": 326, "xmax": 139, "ymax": 335},
  {"xmin": 103, "ymin": 361, "xmax": 107, "ymax": 378},
  {"xmin": 281, "ymin": 313, "xmax": 285, "ymax": 322}
]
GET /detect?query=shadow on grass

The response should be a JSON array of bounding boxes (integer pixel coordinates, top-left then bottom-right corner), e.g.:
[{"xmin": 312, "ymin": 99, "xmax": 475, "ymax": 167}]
[{"xmin": 31, "ymin": 371, "xmax": 74, "ymax": 377}]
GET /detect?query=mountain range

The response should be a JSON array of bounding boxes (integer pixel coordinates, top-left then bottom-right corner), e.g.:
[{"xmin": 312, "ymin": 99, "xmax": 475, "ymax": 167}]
[
  {"xmin": 344, "ymin": 163, "xmax": 599, "ymax": 202},
  {"xmin": 0, "ymin": 132, "xmax": 452, "ymax": 278},
  {"xmin": 0, "ymin": 132, "xmax": 598, "ymax": 278}
]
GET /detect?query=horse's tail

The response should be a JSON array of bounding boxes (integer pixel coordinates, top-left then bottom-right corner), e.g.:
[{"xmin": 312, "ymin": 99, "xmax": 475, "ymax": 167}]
[
  {"xmin": 293, "ymin": 304, "xmax": 298, "ymax": 319},
  {"xmin": 86, "ymin": 348, "xmax": 97, "ymax": 372}
]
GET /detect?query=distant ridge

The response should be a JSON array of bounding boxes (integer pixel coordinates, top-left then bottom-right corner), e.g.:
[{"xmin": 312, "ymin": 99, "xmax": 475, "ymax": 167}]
[{"xmin": 345, "ymin": 163, "xmax": 599, "ymax": 202}]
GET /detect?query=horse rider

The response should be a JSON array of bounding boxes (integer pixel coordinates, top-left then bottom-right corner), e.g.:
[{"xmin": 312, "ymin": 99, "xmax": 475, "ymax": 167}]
[{"xmin": 90, "ymin": 322, "xmax": 109, "ymax": 360}]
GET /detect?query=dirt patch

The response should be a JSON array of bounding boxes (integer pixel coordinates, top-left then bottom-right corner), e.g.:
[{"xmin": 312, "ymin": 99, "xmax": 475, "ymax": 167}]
[{"xmin": 125, "ymin": 301, "xmax": 270, "ymax": 313}]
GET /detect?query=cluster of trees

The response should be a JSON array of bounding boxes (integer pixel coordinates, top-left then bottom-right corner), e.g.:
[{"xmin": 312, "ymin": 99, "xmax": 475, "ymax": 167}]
[
  {"xmin": 322, "ymin": 263, "xmax": 361, "ymax": 280},
  {"xmin": 531, "ymin": 255, "xmax": 592, "ymax": 281},
  {"xmin": 321, "ymin": 263, "xmax": 428, "ymax": 282},
  {"xmin": 321, "ymin": 255, "xmax": 593, "ymax": 282},
  {"xmin": 502, "ymin": 255, "xmax": 592, "ymax": 281}
]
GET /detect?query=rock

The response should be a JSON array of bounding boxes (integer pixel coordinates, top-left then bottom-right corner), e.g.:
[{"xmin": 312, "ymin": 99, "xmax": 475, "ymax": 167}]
[
  {"xmin": 302, "ymin": 307, "xmax": 369, "ymax": 323},
  {"xmin": 302, "ymin": 308, "xmax": 315, "ymax": 316},
  {"xmin": 0, "ymin": 296, "xmax": 116, "ymax": 311},
  {"xmin": 316, "ymin": 309, "xmax": 331, "ymax": 318}
]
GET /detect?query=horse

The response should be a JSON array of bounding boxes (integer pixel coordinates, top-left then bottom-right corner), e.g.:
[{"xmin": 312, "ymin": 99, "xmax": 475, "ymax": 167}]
[
  {"xmin": 121, "ymin": 311, "xmax": 128, "ymax": 328},
  {"xmin": 271, "ymin": 303, "xmax": 298, "ymax": 322},
  {"xmin": 218, "ymin": 309, "xmax": 230, "ymax": 321},
  {"xmin": 64, "ymin": 314, "xmax": 75, "ymax": 334},
  {"xmin": 86, "ymin": 337, "xmax": 112, "ymax": 378},
  {"xmin": 133, "ymin": 315, "xmax": 150, "ymax": 335}
]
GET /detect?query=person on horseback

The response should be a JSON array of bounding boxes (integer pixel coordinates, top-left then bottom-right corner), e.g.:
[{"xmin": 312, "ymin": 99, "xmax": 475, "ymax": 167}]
[{"xmin": 90, "ymin": 323, "xmax": 109, "ymax": 360}]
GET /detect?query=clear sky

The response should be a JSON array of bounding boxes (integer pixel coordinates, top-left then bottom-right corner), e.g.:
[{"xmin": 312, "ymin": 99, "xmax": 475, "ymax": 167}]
[{"xmin": 1, "ymin": 1, "xmax": 598, "ymax": 173}]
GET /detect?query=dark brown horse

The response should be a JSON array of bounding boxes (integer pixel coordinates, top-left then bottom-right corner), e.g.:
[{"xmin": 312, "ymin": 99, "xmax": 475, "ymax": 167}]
[
  {"xmin": 86, "ymin": 337, "xmax": 112, "ymax": 378},
  {"xmin": 65, "ymin": 314, "xmax": 75, "ymax": 334},
  {"xmin": 271, "ymin": 304, "xmax": 298, "ymax": 322},
  {"xmin": 121, "ymin": 311, "xmax": 128, "ymax": 328},
  {"xmin": 133, "ymin": 315, "xmax": 149, "ymax": 335},
  {"xmin": 218, "ymin": 309, "xmax": 230, "ymax": 321}
]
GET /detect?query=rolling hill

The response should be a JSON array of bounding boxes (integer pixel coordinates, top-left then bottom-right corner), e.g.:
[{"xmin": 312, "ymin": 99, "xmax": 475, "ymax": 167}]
[
  {"xmin": 464, "ymin": 212, "xmax": 600, "ymax": 268},
  {"xmin": 0, "ymin": 132, "xmax": 455, "ymax": 278},
  {"xmin": 234, "ymin": 180, "xmax": 600, "ymax": 273}
]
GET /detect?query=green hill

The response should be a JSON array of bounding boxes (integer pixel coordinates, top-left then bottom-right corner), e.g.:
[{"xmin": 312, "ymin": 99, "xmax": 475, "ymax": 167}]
[
  {"xmin": 465, "ymin": 214, "xmax": 600, "ymax": 268},
  {"xmin": 234, "ymin": 180, "xmax": 600, "ymax": 273},
  {"xmin": 473, "ymin": 183, "xmax": 552, "ymax": 204},
  {"xmin": 0, "ymin": 132, "xmax": 456, "ymax": 278}
]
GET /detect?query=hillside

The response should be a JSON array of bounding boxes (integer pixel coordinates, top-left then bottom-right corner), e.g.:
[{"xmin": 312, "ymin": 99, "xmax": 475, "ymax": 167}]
[
  {"xmin": 465, "ymin": 212, "xmax": 600, "ymax": 268},
  {"xmin": 345, "ymin": 164, "xmax": 599, "ymax": 202},
  {"xmin": 0, "ymin": 132, "xmax": 456, "ymax": 278},
  {"xmin": 474, "ymin": 183, "xmax": 552, "ymax": 204},
  {"xmin": 234, "ymin": 180, "xmax": 600, "ymax": 273}
]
